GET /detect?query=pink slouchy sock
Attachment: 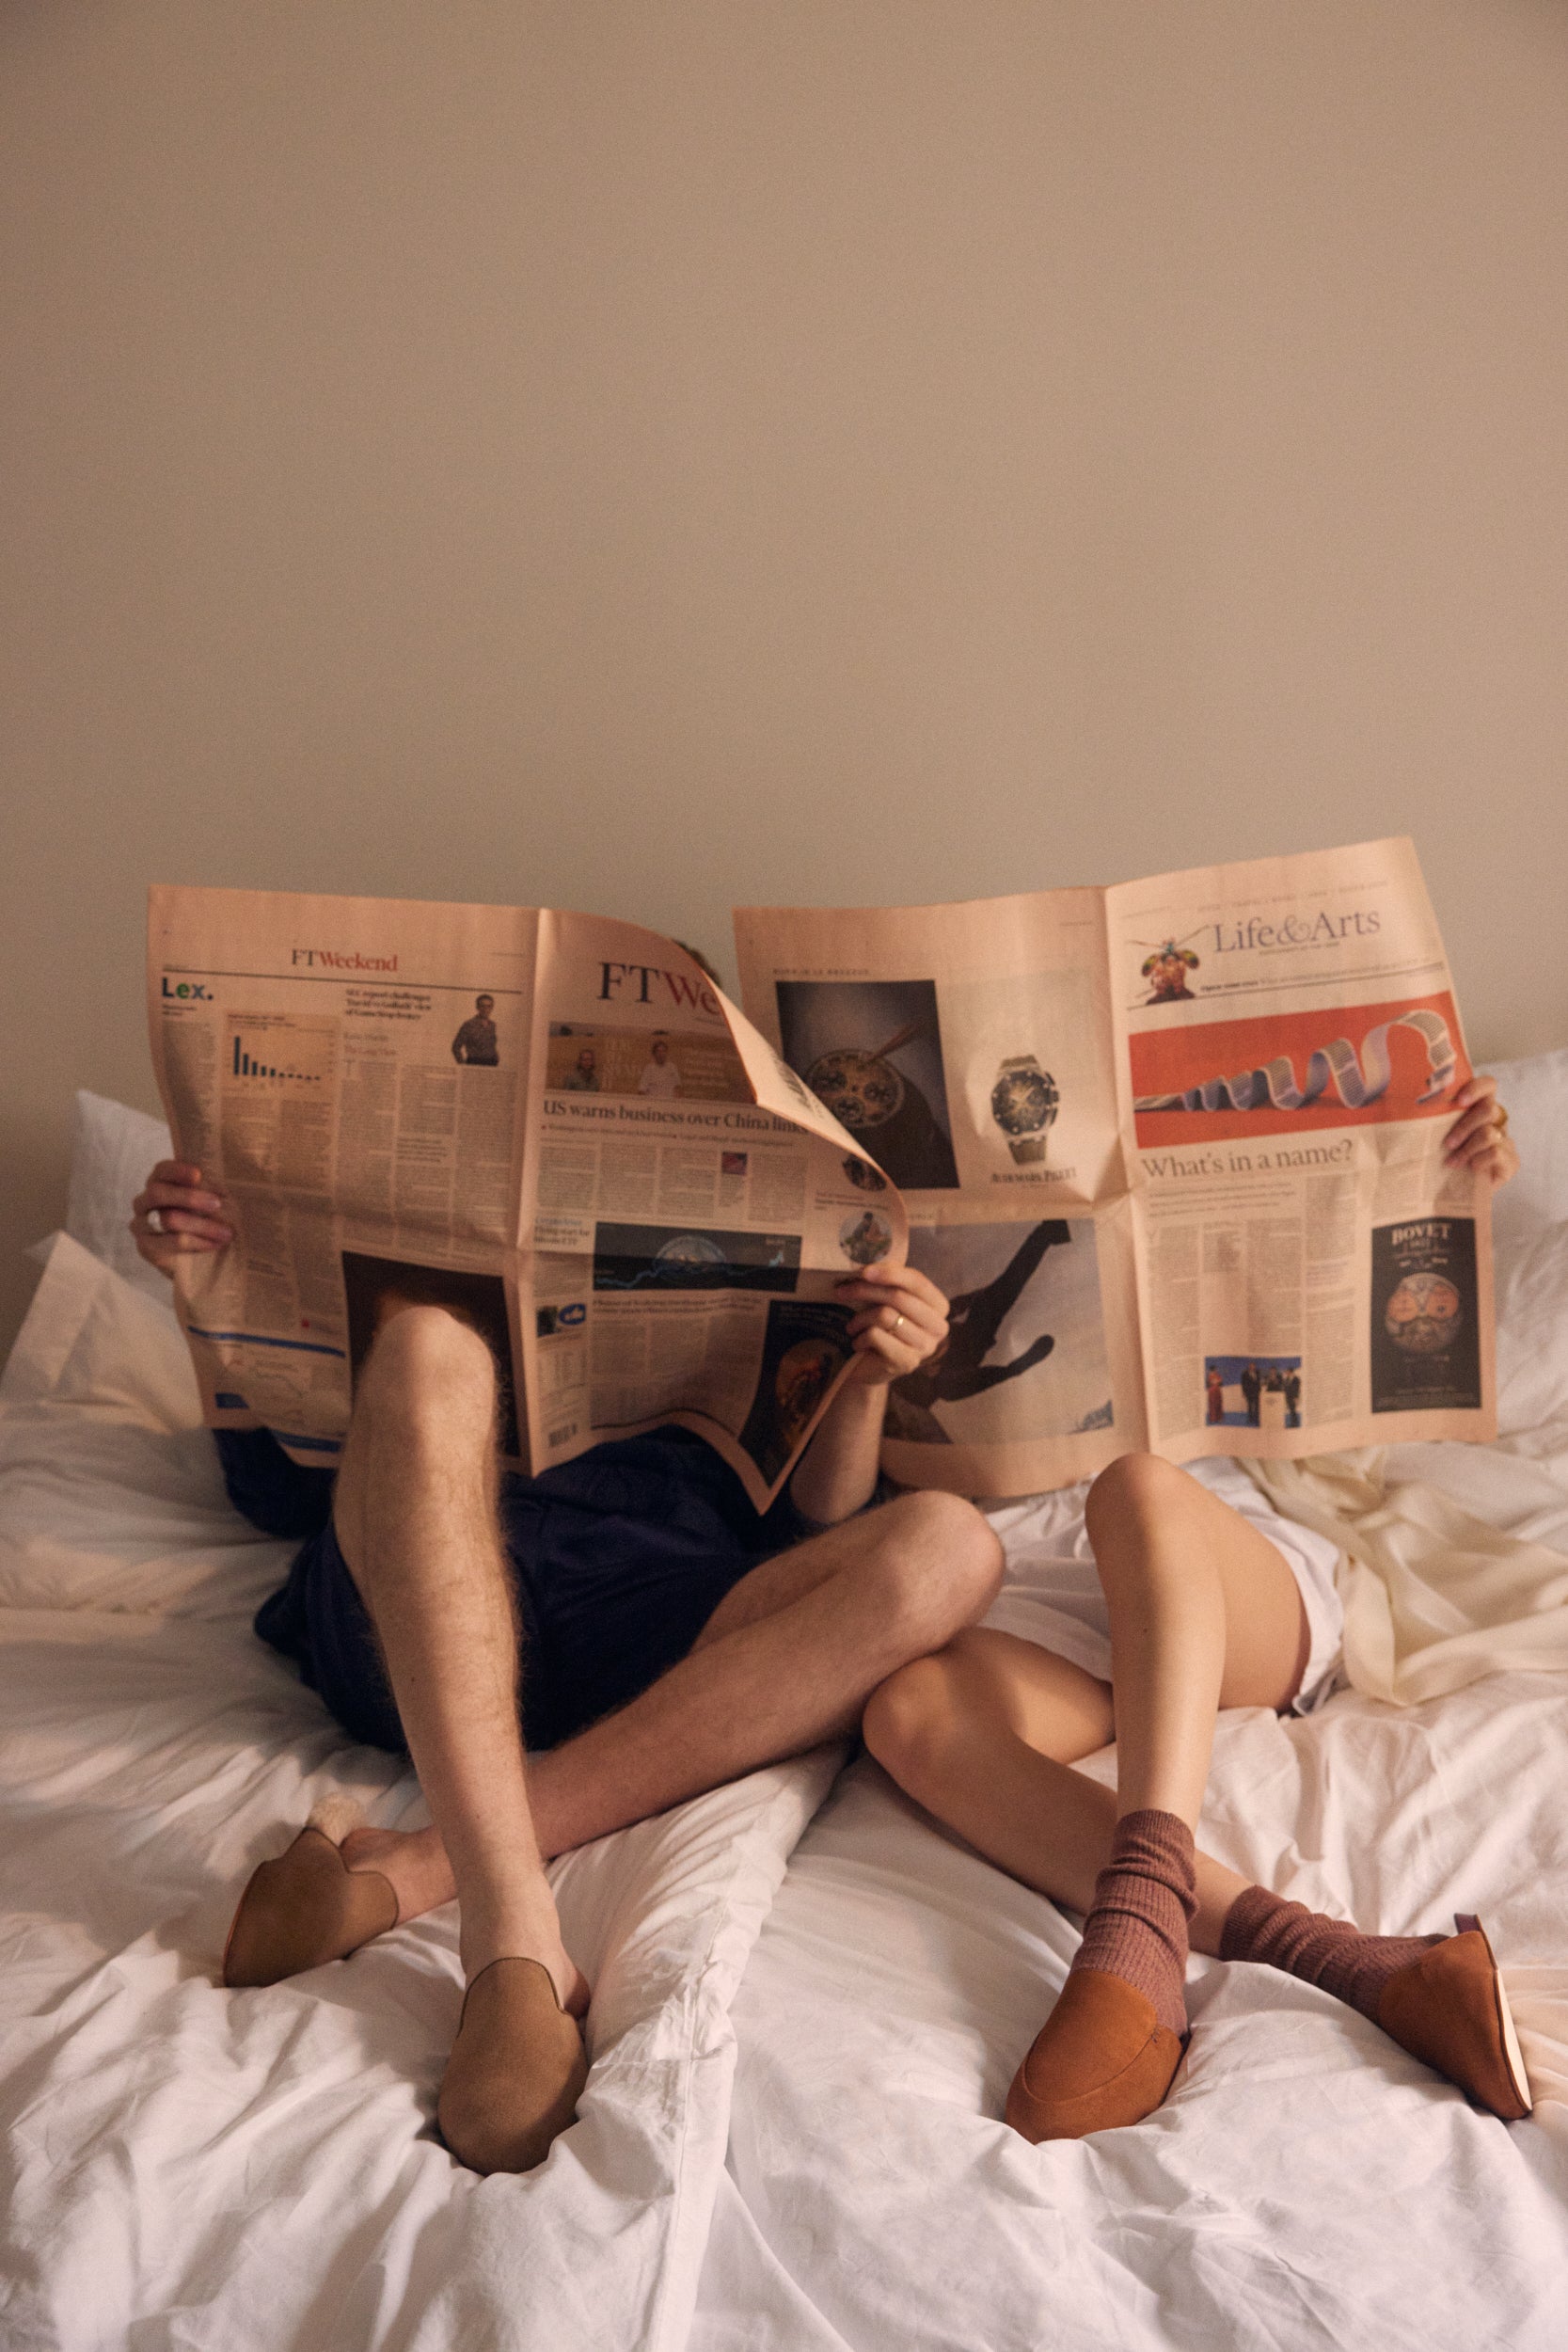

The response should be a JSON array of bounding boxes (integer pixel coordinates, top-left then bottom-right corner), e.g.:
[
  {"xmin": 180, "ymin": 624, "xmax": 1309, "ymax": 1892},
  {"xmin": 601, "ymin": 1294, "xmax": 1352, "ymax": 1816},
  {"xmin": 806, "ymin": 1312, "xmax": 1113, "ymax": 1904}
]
[
  {"xmin": 1220, "ymin": 1884, "xmax": 1442, "ymax": 2020},
  {"xmin": 1070, "ymin": 1808, "xmax": 1197, "ymax": 2036}
]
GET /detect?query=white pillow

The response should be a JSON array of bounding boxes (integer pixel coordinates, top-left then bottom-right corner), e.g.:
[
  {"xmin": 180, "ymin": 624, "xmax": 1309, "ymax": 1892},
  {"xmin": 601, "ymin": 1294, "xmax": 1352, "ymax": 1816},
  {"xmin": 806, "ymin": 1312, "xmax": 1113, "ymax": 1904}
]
[
  {"xmin": 1481, "ymin": 1048, "xmax": 1568, "ymax": 1248},
  {"xmin": 1494, "ymin": 1216, "xmax": 1568, "ymax": 1448},
  {"xmin": 64, "ymin": 1089, "xmax": 176, "ymax": 1300},
  {"xmin": 2, "ymin": 1230, "xmax": 197, "ymax": 1428},
  {"xmin": 0, "ymin": 1233, "xmax": 277, "ymax": 1617}
]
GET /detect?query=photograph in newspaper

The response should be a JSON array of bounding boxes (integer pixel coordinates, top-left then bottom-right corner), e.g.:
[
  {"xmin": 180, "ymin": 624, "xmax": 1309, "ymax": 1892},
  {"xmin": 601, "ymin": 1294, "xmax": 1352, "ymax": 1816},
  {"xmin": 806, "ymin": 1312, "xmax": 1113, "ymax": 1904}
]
[
  {"xmin": 545, "ymin": 1023, "xmax": 752, "ymax": 1102},
  {"xmin": 1370, "ymin": 1215, "xmax": 1481, "ymax": 1414},
  {"xmin": 883, "ymin": 1219, "xmax": 1114, "ymax": 1448},
  {"xmin": 773, "ymin": 978, "xmax": 960, "ymax": 1191},
  {"xmin": 736, "ymin": 1300, "xmax": 858, "ymax": 1486}
]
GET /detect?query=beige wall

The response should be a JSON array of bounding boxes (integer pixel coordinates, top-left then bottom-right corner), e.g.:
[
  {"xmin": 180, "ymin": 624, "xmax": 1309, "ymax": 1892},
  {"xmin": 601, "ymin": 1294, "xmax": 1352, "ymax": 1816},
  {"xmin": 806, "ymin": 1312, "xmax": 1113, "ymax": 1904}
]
[{"xmin": 4, "ymin": 0, "xmax": 1566, "ymax": 1353}]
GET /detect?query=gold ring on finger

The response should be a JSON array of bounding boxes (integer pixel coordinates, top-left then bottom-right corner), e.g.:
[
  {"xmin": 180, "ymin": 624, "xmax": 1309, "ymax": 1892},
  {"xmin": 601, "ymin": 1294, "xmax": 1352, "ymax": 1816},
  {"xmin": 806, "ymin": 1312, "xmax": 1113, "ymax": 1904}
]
[{"xmin": 1494, "ymin": 1104, "xmax": 1509, "ymax": 1136}]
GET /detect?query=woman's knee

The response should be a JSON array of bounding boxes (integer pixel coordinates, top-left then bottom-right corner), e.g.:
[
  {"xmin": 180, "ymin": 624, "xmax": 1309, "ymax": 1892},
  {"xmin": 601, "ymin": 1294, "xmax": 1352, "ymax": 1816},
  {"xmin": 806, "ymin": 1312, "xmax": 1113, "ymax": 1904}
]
[
  {"xmin": 862, "ymin": 1647, "xmax": 965, "ymax": 1791},
  {"xmin": 1085, "ymin": 1451, "xmax": 1194, "ymax": 1549}
]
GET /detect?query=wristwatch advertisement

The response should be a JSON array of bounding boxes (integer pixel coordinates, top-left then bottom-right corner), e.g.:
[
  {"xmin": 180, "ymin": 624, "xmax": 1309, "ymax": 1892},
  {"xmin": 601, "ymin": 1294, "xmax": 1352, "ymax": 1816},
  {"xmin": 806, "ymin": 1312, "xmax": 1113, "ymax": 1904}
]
[{"xmin": 990, "ymin": 1055, "xmax": 1059, "ymax": 1164}]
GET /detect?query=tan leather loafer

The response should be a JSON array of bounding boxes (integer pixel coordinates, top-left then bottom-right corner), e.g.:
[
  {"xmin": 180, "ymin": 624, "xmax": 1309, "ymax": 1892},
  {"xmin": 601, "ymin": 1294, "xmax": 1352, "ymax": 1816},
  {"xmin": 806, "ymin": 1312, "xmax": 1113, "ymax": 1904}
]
[
  {"xmin": 436, "ymin": 1957, "xmax": 590, "ymax": 2174},
  {"xmin": 1378, "ymin": 1916, "xmax": 1532, "ymax": 2121},
  {"xmin": 222, "ymin": 1826, "xmax": 399, "ymax": 1988},
  {"xmin": 1005, "ymin": 1968, "xmax": 1186, "ymax": 2144}
]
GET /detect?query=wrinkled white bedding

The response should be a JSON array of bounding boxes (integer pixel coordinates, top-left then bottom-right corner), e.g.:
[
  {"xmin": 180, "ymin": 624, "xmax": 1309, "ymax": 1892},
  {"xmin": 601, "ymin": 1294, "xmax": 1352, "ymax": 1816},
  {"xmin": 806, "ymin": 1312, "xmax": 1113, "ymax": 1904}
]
[
  {"xmin": 0, "ymin": 1237, "xmax": 835, "ymax": 2351},
  {"xmin": 704, "ymin": 1687, "xmax": 1568, "ymax": 2350},
  {"xmin": 7, "ymin": 1231, "xmax": 1568, "ymax": 2349}
]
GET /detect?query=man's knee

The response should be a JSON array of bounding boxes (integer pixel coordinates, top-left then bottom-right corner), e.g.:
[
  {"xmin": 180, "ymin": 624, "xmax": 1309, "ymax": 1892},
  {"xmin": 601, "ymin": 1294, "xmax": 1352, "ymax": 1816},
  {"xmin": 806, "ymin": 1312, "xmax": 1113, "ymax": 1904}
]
[
  {"xmin": 353, "ymin": 1305, "xmax": 498, "ymax": 1449},
  {"xmin": 863, "ymin": 1490, "xmax": 1003, "ymax": 1648},
  {"xmin": 361, "ymin": 1298, "xmax": 496, "ymax": 1402}
]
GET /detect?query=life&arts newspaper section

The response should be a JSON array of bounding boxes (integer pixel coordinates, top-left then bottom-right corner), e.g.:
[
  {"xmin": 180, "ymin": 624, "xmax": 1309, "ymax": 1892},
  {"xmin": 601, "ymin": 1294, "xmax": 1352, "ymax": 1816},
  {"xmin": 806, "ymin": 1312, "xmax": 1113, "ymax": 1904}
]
[{"xmin": 735, "ymin": 837, "xmax": 1494, "ymax": 1499}]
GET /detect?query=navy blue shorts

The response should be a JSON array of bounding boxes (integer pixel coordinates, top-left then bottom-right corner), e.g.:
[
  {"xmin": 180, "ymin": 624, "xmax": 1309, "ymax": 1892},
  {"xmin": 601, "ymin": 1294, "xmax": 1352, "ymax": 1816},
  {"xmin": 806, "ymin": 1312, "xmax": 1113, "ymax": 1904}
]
[{"xmin": 218, "ymin": 1426, "xmax": 811, "ymax": 1755}]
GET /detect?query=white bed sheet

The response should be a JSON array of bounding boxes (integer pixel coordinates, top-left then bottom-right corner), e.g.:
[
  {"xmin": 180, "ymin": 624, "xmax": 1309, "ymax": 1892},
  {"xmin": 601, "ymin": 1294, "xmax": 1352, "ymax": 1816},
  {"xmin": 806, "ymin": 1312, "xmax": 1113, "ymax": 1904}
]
[
  {"xmin": 8, "ymin": 1219, "xmax": 1568, "ymax": 2348},
  {"xmin": 699, "ymin": 1582, "xmax": 1568, "ymax": 2348},
  {"xmin": 0, "ymin": 1238, "xmax": 837, "ymax": 2352}
]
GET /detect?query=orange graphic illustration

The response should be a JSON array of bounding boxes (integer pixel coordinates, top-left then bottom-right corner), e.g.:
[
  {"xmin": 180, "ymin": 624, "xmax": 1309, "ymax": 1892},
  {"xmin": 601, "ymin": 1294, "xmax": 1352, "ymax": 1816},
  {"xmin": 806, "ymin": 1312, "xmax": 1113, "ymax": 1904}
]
[{"xmin": 1131, "ymin": 992, "xmax": 1467, "ymax": 1145}]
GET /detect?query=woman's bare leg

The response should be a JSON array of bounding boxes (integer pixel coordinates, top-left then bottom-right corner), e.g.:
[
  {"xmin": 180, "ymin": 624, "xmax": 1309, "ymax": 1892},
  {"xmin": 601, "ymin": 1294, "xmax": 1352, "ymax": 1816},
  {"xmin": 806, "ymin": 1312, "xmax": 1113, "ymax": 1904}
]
[{"xmin": 863, "ymin": 1453, "xmax": 1309, "ymax": 1956}]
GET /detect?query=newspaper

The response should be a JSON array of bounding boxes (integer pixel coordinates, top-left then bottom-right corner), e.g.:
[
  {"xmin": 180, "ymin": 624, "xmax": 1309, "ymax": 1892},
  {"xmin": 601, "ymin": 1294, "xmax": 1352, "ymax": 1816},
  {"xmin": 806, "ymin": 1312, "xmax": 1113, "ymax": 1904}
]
[
  {"xmin": 734, "ymin": 836, "xmax": 1495, "ymax": 1497},
  {"xmin": 147, "ymin": 887, "xmax": 904, "ymax": 1508}
]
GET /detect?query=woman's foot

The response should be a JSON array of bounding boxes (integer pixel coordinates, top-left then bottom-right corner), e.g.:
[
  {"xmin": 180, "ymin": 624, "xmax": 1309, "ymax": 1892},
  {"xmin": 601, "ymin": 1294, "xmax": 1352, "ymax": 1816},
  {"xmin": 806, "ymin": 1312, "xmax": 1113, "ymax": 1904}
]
[
  {"xmin": 1221, "ymin": 1889, "xmax": 1532, "ymax": 2120},
  {"xmin": 1006, "ymin": 1971, "xmax": 1185, "ymax": 2142},
  {"xmin": 1006, "ymin": 1808, "xmax": 1196, "ymax": 2142}
]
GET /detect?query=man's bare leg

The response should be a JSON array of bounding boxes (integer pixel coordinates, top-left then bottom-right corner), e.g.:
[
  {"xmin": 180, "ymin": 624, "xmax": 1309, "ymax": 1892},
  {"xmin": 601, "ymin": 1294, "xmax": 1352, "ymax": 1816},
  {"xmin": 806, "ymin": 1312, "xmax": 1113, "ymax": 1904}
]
[
  {"xmin": 862, "ymin": 1453, "xmax": 1307, "ymax": 1955},
  {"xmin": 330, "ymin": 1304, "xmax": 584, "ymax": 2010},
  {"xmin": 341, "ymin": 1489, "xmax": 1003, "ymax": 1919}
]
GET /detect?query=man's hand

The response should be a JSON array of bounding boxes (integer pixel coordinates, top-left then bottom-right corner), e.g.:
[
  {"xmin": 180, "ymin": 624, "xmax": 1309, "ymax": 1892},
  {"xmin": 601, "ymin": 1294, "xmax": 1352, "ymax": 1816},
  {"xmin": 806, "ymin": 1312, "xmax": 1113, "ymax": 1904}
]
[
  {"xmin": 788, "ymin": 1260, "xmax": 951, "ymax": 1525},
  {"xmin": 129, "ymin": 1161, "xmax": 235, "ymax": 1279},
  {"xmin": 1442, "ymin": 1075, "xmax": 1519, "ymax": 1189},
  {"xmin": 835, "ymin": 1260, "xmax": 949, "ymax": 1387}
]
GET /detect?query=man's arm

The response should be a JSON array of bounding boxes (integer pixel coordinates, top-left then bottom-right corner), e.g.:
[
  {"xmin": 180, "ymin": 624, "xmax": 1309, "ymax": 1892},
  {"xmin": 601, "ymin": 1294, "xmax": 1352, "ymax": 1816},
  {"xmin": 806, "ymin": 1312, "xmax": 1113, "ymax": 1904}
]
[{"xmin": 788, "ymin": 1262, "xmax": 950, "ymax": 1526}]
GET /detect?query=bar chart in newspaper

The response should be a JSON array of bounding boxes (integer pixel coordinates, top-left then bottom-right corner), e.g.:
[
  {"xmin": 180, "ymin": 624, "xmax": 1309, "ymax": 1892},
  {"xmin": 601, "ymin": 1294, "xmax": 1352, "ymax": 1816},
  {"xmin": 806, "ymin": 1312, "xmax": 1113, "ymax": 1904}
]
[{"xmin": 223, "ymin": 1016, "xmax": 336, "ymax": 1089}]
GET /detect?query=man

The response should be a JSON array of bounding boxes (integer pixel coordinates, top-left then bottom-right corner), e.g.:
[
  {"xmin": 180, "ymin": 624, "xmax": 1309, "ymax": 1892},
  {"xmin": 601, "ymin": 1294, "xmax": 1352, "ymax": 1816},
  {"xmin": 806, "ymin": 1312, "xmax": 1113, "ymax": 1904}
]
[
  {"xmin": 451, "ymin": 993, "xmax": 499, "ymax": 1065},
  {"xmin": 636, "ymin": 1035, "xmax": 683, "ymax": 1096},
  {"xmin": 1241, "ymin": 1360, "xmax": 1261, "ymax": 1427},
  {"xmin": 559, "ymin": 1044, "xmax": 600, "ymax": 1091},
  {"xmin": 131, "ymin": 1160, "xmax": 1001, "ymax": 2176}
]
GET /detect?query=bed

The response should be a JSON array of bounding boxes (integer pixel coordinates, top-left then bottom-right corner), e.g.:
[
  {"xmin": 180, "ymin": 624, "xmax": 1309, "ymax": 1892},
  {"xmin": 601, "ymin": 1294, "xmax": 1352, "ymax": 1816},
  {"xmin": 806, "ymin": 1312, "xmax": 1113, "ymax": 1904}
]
[{"xmin": 4, "ymin": 1072, "xmax": 1568, "ymax": 2350}]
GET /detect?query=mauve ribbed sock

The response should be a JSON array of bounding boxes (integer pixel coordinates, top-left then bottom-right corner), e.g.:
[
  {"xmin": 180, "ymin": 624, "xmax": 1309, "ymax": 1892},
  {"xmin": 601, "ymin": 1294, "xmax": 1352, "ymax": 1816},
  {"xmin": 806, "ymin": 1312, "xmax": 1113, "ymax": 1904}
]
[
  {"xmin": 1220, "ymin": 1884, "xmax": 1442, "ymax": 2019},
  {"xmin": 1070, "ymin": 1807, "xmax": 1196, "ymax": 2036}
]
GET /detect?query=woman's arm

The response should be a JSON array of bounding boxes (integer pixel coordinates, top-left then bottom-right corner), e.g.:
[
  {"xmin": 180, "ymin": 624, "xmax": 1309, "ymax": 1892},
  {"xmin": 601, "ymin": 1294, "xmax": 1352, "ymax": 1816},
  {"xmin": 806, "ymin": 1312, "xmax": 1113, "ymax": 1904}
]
[
  {"xmin": 1442, "ymin": 1073, "xmax": 1519, "ymax": 1187},
  {"xmin": 129, "ymin": 1160, "xmax": 234, "ymax": 1277}
]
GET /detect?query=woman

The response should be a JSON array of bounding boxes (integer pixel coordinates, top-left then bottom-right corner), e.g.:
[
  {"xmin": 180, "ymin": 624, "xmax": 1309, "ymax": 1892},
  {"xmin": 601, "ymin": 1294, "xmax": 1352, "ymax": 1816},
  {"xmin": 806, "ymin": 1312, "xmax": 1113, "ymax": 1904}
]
[{"xmin": 863, "ymin": 1074, "xmax": 1529, "ymax": 2140}]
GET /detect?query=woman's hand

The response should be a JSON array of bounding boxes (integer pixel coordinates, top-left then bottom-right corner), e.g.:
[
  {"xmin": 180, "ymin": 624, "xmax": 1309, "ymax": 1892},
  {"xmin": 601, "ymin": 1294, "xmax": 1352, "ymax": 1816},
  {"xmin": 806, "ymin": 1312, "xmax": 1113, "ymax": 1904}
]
[
  {"xmin": 834, "ymin": 1260, "xmax": 949, "ymax": 1387},
  {"xmin": 129, "ymin": 1161, "xmax": 235, "ymax": 1279},
  {"xmin": 1442, "ymin": 1074, "xmax": 1519, "ymax": 1188}
]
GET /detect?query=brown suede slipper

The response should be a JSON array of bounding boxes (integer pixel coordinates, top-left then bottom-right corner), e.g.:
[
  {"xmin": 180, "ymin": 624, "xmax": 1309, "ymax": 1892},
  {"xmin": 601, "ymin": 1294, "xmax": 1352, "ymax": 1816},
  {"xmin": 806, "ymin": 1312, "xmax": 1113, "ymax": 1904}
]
[
  {"xmin": 221, "ymin": 1826, "xmax": 399, "ymax": 1988},
  {"xmin": 1005, "ymin": 1969, "xmax": 1186, "ymax": 2144},
  {"xmin": 436, "ymin": 1957, "xmax": 590, "ymax": 2175},
  {"xmin": 1377, "ymin": 1916, "xmax": 1532, "ymax": 2121}
]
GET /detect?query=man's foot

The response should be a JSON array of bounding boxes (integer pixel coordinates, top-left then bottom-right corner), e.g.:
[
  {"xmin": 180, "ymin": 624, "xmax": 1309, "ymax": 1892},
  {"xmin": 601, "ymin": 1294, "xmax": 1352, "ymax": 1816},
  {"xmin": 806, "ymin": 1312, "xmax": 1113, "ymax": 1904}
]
[
  {"xmin": 437, "ymin": 1958, "xmax": 591, "ymax": 2173},
  {"xmin": 341, "ymin": 1821, "xmax": 456, "ymax": 1922},
  {"xmin": 222, "ymin": 1825, "xmax": 398, "ymax": 1987}
]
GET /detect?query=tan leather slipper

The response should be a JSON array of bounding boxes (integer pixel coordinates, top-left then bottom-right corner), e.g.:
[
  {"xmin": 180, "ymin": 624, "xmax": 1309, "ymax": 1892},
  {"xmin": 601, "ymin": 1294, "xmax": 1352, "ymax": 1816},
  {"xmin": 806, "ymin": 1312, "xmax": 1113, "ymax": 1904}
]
[
  {"xmin": 436, "ymin": 1957, "xmax": 590, "ymax": 2175},
  {"xmin": 221, "ymin": 1826, "xmax": 399, "ymax": 1988},
  {"xmin": 1378, "ymin": 1915, "xmax": 1532, "ymax": 2121},
  {"xmin": 1005, "ymin": 1969, "xmax": 1186, "ymax": 2144}
]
